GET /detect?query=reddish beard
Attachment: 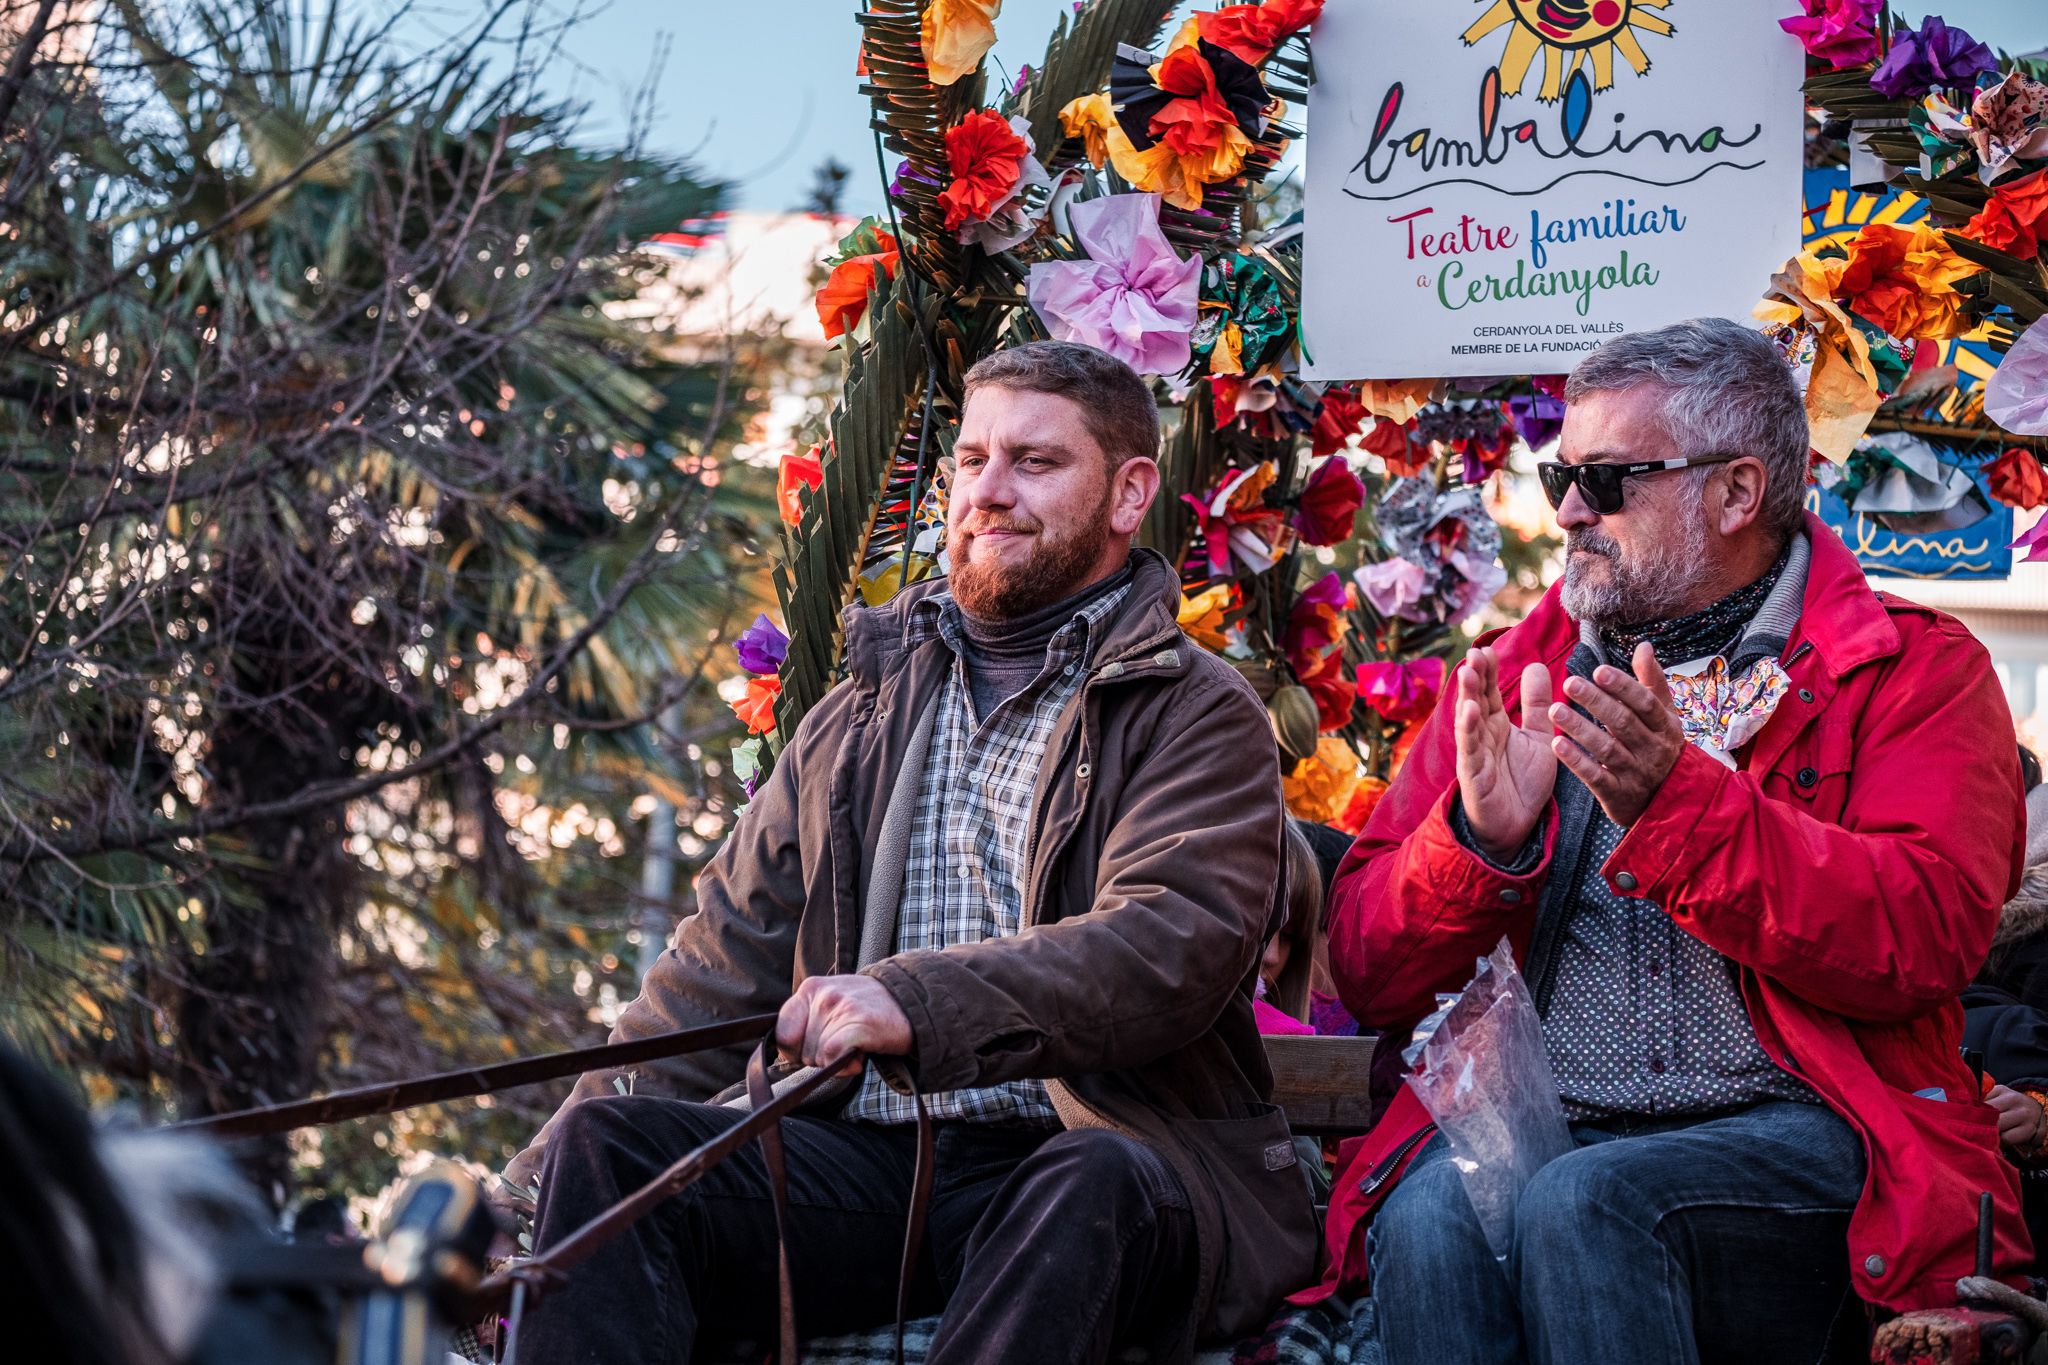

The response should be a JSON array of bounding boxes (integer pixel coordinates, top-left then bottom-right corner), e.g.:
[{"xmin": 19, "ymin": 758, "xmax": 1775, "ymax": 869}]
[{"xmin": 947, "ymin": 493, "xmax": 1117, "ymax": 619}]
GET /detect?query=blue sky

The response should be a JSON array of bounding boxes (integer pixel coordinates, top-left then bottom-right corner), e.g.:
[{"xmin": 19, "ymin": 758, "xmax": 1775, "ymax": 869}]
[{"xmin": 375, "ymin": 0, "xmax": 2043, "ymax": 215}]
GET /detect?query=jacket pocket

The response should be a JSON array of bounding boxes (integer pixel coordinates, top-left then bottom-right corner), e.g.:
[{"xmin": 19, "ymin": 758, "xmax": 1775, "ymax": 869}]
[{"xmin": 1177, "ymin": 1102, "xmax": 1320, "ymax": 1339}]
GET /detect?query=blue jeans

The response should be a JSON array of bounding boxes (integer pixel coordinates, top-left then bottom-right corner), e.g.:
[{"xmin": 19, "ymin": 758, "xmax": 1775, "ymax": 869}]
[{"xmin": 1368, "ymin": 1100, "xmax": 1867, "ymax": 1365}]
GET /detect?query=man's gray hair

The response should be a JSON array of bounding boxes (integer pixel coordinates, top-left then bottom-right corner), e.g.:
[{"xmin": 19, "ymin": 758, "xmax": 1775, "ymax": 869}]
[{"xmin": 1565, "ymin": 317, "xmax": 1810, "ymax": 539}]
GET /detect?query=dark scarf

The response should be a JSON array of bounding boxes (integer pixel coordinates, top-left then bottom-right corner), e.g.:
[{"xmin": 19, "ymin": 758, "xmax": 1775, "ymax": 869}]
[
  {"xmin": 1599, "ymin": 545, "xmax": 1791, "ymax": 669},
  {"xmin": 955, "ymin": 560, "xmax": 1133, "ymax": 718}
]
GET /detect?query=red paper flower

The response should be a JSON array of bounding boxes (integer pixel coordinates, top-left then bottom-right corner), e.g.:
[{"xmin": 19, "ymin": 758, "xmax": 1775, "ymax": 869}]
[
  {"xmin": 1310, "ymin": 385, "xmax": 1368, "ymax": 456},
  {"xmin": 1298, "ymin": 648, "xmax": 1358, "ymax": 734},
  {"xmin": 1986, "ymin": 447, "xmax": 2048, "ymax": 510},
  {"xmin": 1835, "ymin": 221, "xmax": 1978, "ymax": 340},
  {"xmin": 1194, "ymin": 0, "xmax": 1324, "ymax": 66},
  {"xmin": 1356, "ymin": 657, "xmax": 1447, "ymax": 725},
  {"xmin": 1336, "ymin": 774, "xmax": 1388, "ymax": 837},
  {"xmin": 1146, "ymin": 45, "xmax": 1253, "ymax": 169},
  {"xmin": 1360, "ymin": 416, "xmax": 1429, "ymax": 477},
  {"xmin": 1293, "ymin": 456, "xmax": 1365, "ymax": 546},
  {"xmin": 1964, "ymin": 171, "xmax": 2048, "ymax": 260},
  {"xmin": 731, "ymin": 674, "xmax": 782, "ymax": 735},
  {"xmin": 939, "ymin": 109, "xmax": 1031, "ymax": 232},
  {"xmin": 777, "ymin": 445, "xmax": 825, "ymax": 526},
  {"xmin": 815, "ymin": 230, "xmax": 899, "ymax": 340}
]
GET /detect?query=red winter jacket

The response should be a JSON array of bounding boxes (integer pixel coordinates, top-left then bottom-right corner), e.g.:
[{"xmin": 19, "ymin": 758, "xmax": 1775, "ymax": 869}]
[{"xmin": 1300, "ymin": 515, "xmax": 2028, "ymax": 1313}]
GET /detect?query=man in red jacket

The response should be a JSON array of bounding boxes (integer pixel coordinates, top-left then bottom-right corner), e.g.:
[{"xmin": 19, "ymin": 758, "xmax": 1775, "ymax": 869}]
[{"xmin": 1312, "ymin": 318, "xmax": 2028, "ymax": 1364}]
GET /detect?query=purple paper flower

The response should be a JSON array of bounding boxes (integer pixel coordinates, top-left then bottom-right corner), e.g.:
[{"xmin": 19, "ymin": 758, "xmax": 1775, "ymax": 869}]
[
  {"xmin": 1870, "ymin": 15, "xmax": 1997, "ymax": 101},
  {"xmin": 1011, "ymin": 64, "xmax": 1035, "ymax": 97},
  {"xmin": 734, "ymin": 613, "xmax": 789, "ymax": 676},
  {"xmin": 1506, "ymin": 392, "xmax": 1566, "ymax": 450},
  {"xmin": 1026, "ymin": 193, "xmax": 1201, "ymax": 376},
  {"xmin": 888, "ymin": 158, "xmax": 943, "ymax": 200}
]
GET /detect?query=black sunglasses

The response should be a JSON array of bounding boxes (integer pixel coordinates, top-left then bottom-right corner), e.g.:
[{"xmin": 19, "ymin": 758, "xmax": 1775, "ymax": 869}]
[{"xmin": 1536, "ymin": 453, "xmax": 1743, "ymax": 515}]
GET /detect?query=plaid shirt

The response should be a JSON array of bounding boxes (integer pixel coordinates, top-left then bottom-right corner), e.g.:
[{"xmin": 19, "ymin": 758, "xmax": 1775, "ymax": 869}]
[{"xmin": 844, "ymin": 581, "xmax": 1132, "ymax": 1126}]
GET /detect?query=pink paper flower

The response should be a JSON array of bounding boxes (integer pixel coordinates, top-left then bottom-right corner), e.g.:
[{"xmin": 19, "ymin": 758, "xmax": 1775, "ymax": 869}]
[
  {"xmin": 1778, "ymin": 0, "xmax": 1881, "ymax": 71},
  {"xmin": 1354, "ymin": 557, "xmax": 1429, "ymax": 621},
  {"xmin": 1027, "ymin": 193, "xmax": 1201, "ymax": 376},
  {"xmin": 1356, "ymin": 657, "xmax": 1447, "ymax": 725},
  {"xmin": 1988, "ymin": 315, "xmax": 2048, "ymax": 438}
]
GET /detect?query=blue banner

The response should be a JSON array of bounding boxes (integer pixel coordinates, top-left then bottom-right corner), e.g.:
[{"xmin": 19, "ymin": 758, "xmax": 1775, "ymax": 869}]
[{"xmin": 1808, "ymin": 448, "xmax": 2013, "ymax": 581}]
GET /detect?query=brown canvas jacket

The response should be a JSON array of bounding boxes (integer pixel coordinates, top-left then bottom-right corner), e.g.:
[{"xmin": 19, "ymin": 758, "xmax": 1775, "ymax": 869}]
[{"xmin": 507, "ymin": 548, "xmax": 1316, "ymax": 1355}]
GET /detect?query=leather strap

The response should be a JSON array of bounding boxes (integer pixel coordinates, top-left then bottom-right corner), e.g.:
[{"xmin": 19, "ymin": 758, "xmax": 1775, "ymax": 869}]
[
  {"xmin": 173, "ymin": 1013, "xmax": 781, "ymax": 1140},
  {"xmin": 872, "ymin": 1057, "xmax": 933, "ymax": 1365},
  {"xmin": 748, "ymin": 1039, "xmax": 801, "ymax": 1364}
]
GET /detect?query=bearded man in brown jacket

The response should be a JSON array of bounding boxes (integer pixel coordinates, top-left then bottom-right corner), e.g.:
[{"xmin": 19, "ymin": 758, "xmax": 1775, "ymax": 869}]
[{"xmin": 509, "ymin": 341, "xmax": 1316, "ymax": 1365}]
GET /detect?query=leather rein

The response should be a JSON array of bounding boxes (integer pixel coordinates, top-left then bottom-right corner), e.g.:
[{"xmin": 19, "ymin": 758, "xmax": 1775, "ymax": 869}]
[{"xmin": 170, "ymin": 1015, "xmax": 935, "ymax": 1365}]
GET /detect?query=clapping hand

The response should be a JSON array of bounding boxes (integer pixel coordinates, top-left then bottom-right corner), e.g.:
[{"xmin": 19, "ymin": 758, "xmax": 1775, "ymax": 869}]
[
  {"xmin": 1454, "ymin": 646, "xmax": 1557, "ymax": 865},
  {"xmin": 1548, "ymin": 641, "xmax": 1685, "ymax": 828}
]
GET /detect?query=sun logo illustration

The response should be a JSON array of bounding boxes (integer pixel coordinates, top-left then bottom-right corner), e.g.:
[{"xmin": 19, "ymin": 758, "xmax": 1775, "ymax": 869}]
[{"xmin": 1462, "ymin": 0, "xmax": 1676, "ymax": 103}]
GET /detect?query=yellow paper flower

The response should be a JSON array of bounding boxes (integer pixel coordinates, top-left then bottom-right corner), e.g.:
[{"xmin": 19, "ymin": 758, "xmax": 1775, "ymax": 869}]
[
  {"xmin": 1754, "ymin": 248, "xmax": 1881, "ymax": 463},
  {"xmin": 1177, "ymin": 584, "xmax": 1233, "ymax": 650},
  {"xmin": 1283, "ymin": 736, "xmax": 1363, "ymax": 825},
  {"xmin": 1356, "ymin": 379, "xmax": 1437, "ymax": 423},
  {"xmin": 923, "ymin": 0, "xmax": 1002, "ymax": 87},
  {"xmin": 1059, "ymin": 93, "xmax": 1118, "ymax": 167}
]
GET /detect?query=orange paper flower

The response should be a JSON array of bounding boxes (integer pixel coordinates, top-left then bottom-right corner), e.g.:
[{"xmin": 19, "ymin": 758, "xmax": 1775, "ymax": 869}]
[
  {"xmin": 1193, "ymin": 0, "xmax": 1324, "ymax": 65},
  {"xmin": 1336, "ymin": 775, "xmax": 1389, "ymax": 837},
  {"xmin": 922, "ymin": 0, "xmax": 1001, "ymax": 86},
  {"xmin": 815, "ymin": 230, "xmax": 899, "ymax": 340},
  {"xmin": 1835, "ymin": 221, "xmax": 1979, "ymax": 341},
  {"xmin": 1176, "ymin": 584, "xmax": 1235, "ymax": 651},
  {"xmin": 1964, "ymin": 171, "xmax": 2048, "ymax": 260},
  {"xmin": 731, "ymin": 674, "xmax": 781, "ymax": 735},
  {"xmin": 777, "ymin": 445, "xmax": 825, "ymax": 526},
  {"xmin": 1284, "ymin": 736, "xmax": 1363, "ymax": 825},
  {"xmin": 939, "ymin": 109, "xmax": 1031, "ymax": 232},
  {"xmin": 1059, "ymin": 93, "xmax": 1118, "ymax": 168},
  {"xmin": 1144, "ymin": 45, "xmax": 1255, "ymax": 178},
  {"xmin": 1986, "ymin": 447, "xmax": 2048, "ymax": 510}
]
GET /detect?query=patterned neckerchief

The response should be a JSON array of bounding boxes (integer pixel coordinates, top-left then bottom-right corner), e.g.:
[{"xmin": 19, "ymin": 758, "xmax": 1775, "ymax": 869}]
[{"xmin": 1599, "ymin": 544, "xmax": 1792, "ymax": 669}]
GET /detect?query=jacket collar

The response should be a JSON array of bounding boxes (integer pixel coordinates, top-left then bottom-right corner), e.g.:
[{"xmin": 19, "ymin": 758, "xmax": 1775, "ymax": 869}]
[{"xmin": 842, "ymin": 546, "xmax": 1186, "ymax": 689}]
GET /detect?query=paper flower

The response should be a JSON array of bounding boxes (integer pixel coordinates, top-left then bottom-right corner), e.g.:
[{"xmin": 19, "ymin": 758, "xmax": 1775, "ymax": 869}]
[
  {"xmin": 1964, "ymin": 171, "xmax": 2048, "ymax": 259},
  {"xmin": 1871, "ymin": 15, "xmax": 1997, "ymax": 102},
  {"xmin": 1985, "ymin": 449, "xmax": 2048, "ymax": 510},
  {"xmin": 1183, "ymin": 461, "xmax": 1287, "ymax": 576},
  {"xmin": 1297, "ymin": 648, "xmax": 1359, "ymax": 733},
  {"xmin": 1356, "ymin": 378, "xmax": 1436, "ymax": 423},
  {"xmin": 734, "ymin": 614, "xmax": 789, "ymax": 676},
  {"xmin": 1283, "ymin": 736, "xmax": 1363, "ymax": 826},
  {"xmin": 1193, "ymin": 254, "xmax": 1293, "ymax": 378},
  {"xmin": 1190, "ymin": 0, "xmax": 1324, "ymax": 66},
  {"xmin": 1059, "ymin": 93, "xmax": 1119, "ymax": 167},
  {"xmin": 1337, "ymin": 774, "xmax": 1389, "ymax": 837},
  {"xmin": 731, "ymin": 675, "xmax": 781, "ymax": 735},
  {"xmin": 1177, "ymin": 583, "xmax": 1235, "ymax": 651},
  {"xmin": 1310, "ymin": 386, "xmax": 1368, "ymax": 457},
  {"xmin": 1968, "ymin": 73, "xmax": 2048, "ymax": 185},
  {"xmin": 1355, "ymin": 556, "xmax": 1429, "ymax": 621},
  {"xmin": 1027, "ymin": 192, "xmax": 1200, "ymax": 375},
  {"xmin": 2012, "ymin": 517, "xmax": 2048, "ymax": 564},
  {"xmin": 1835, "ymin": 221, "xmax": 1979, "ymax": 340},
  {"xmin": 1283, "ymin": 570, "xmax": 1347, "ymax": 667},
  {"xmin": 1293, "ymin": 455, "xmax": 1365, "ymax": 546},
  {"xmin": 940, "ymin": 110, "xmax": 1033, "ymax": 233},
  {"xmin": 777, "ymin": 445, "xmax": 824, "ymax": 526},
  {"xmin": 1987, "ymin": 316, "xmax": 2048, "ymax": 437},
  {"xmin": 1106, "ymin": 41, "xmax": 1263, "ymax": 208},
  {"xmin": 1356, "ymin": 657, "xmax": 1447, "ymax": 725},
  {"xmin": 922, "ymin": 0, "xmax": 1001, "ymax": 87},
  {"xmin": 1507, "ymin": 391, "xmax": 1566, "ymax": 450},
  {"xmin": 1778, "ymin": 0, "xmax": 1881, "ymax": 71},
  {"xmin": 815, "ymin": 225, "xmax": 899, "ymax": 341},
  {"xmin": 1360, "ymin": 416, "xmax": 1429, "ymax": 477}
]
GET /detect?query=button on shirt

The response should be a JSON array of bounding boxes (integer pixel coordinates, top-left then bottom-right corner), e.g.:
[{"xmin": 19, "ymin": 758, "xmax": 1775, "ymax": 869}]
[{"xmin": 843, "ymin": 582, "xmax": 1131, "ymax": 1126}]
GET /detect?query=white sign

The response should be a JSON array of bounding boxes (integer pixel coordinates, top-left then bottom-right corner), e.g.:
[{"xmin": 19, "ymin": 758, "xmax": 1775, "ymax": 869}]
[{"xmin": 1301, "ymin": 0, "xmax": 1805, "ymax": 380}]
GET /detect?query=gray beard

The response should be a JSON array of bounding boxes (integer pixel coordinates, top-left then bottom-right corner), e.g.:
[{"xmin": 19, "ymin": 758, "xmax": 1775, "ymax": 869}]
[{"xmin": 1560, "ymin": 502, "xmax": 1714, "ymax": 629}]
